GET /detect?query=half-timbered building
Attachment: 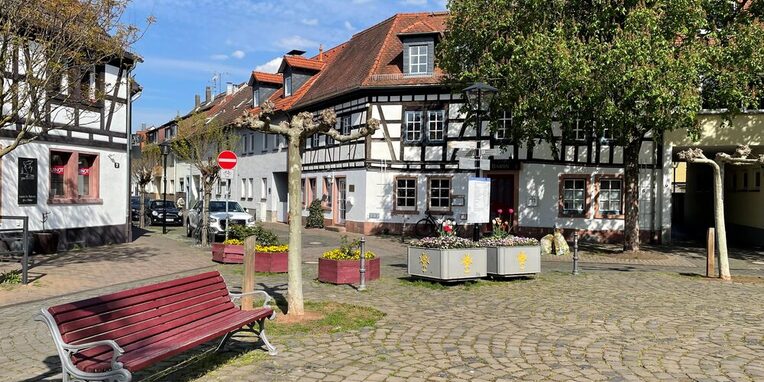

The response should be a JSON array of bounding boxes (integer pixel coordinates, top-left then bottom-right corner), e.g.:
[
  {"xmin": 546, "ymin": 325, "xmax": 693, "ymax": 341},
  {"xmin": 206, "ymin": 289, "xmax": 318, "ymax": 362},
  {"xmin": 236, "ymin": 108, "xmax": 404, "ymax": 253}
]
[{"xmin": 1, "ymin": 53, "xmax": 140, "ymax": 249}]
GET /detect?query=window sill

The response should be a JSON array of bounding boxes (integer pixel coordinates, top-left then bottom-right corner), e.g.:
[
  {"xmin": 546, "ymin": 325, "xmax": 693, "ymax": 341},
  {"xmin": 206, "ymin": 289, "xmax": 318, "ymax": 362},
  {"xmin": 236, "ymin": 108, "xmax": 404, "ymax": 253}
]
[
  {"xmin": 392, "ymin": 209, "xmax": 418, "ymax": 215},
  {"xmin": 49, "ymin": 198, "xmax": 103, "ymax": 205}
]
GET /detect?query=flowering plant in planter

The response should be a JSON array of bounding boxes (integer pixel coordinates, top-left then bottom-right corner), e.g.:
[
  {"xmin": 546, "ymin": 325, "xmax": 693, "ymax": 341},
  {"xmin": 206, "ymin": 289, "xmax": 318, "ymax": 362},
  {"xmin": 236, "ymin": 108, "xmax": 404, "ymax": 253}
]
[
  {"xmin": 408, "ymin": 235, "xmax": 477, "ymax": 249},
  {"xmin": 437, "ymin": 218, "xmax": 456, "ymax": 237},
  {"xmin": 478, "ymin": 235, "xmax": 539, "ymax": 247},
  {"xmin": 319, "ymin": 236, "xmax": 379, "ymax": 284},
  {"xmin": 256, "ymin": 244, "xmax": 289, "ymax": 253}
]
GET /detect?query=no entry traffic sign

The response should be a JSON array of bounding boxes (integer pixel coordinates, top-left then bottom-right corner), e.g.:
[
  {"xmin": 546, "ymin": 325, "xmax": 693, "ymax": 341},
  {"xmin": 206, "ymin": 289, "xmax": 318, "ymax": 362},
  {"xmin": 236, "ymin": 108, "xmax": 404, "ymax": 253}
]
[{"xmin": 217, "ymin": 150, "xmax": 238, "ymax": 170}]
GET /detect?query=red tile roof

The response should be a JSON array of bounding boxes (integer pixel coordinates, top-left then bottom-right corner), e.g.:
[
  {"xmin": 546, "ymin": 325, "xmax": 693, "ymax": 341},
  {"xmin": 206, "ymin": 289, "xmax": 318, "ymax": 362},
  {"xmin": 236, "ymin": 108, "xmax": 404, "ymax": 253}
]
[
  {"xmin": 294, "ymin": 12, "xmax": 449, "ymax": 108},
  {"xmin": 282, "ymin": 55, "xmax": 325, "ymax": 72},
  {"xmin": 251, "ymin": 71, "xmax": 282, "ymax": 85}
]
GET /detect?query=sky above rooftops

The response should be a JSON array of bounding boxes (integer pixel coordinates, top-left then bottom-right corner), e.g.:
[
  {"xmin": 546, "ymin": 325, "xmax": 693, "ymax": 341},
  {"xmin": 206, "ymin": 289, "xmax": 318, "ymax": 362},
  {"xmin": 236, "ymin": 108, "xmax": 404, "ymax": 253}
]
[{"xmin": 125, "ymin": 0, "xmax": 447, "ymax": 131}]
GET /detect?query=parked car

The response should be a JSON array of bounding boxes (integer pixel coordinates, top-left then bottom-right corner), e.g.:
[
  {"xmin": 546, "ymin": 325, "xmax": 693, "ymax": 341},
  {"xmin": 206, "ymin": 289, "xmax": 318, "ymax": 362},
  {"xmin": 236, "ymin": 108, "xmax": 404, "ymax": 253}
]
[
  {"xmin": 131, "ymin": 196, "xmax": 151, "ymax": 221},
  {"xmin": 186, "ymin": 200, "xmax": 255, "ymax": 240},
  {"xmin": 144, "ymin": 200, "xmax": 182, "ymax": 226}
]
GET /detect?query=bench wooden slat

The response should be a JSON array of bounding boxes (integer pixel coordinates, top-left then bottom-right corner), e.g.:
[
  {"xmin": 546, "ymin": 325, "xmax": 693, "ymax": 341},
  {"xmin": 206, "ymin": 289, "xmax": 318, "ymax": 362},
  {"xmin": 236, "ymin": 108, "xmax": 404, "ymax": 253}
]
[
  {"xmin": 71, "ymin": 301, "xmax": 236, "ymax": 370},
  {"xmin": 63, "ymin": 290, "xmax": 231, "ymax": 344},
  {"xmin": 59, "ymin": 283, "xmax": 228, "ymax": 335},
  {"xmin": 49, "ymin": 271, "xmax": 221, "ymax": 316},
  {"xmin": 53, "ymin": 275, "xmax": 226, "ymax": 325}
]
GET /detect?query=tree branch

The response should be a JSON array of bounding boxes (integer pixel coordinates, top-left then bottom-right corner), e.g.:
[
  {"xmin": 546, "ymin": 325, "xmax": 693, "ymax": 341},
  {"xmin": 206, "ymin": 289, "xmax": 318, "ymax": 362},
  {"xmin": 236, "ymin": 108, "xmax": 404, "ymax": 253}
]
[{"xmin": 234, "ymin": 101, "xmax": 292, "ymax": 135}]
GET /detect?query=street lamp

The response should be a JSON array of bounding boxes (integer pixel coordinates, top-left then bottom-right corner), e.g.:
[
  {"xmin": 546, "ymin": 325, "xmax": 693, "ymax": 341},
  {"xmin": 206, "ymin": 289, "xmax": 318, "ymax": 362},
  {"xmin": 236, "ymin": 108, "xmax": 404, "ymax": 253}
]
[
  {"xmin": 159, "ymin": 140, "xmax": 172, "ymax": 234},
  {"xmin": 463, "ymin": 82, "xmax": 498, "ymax": 241}
]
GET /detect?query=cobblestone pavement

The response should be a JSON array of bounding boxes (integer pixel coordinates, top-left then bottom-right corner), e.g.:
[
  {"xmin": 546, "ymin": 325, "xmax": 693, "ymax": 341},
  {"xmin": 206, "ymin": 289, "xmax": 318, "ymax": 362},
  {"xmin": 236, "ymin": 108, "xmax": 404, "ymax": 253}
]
[
  {"xmin": 0, "ymin": 227, "xmax": 213, "ymax": 307},
  {"xmin": 2, "ymin": 225, "xmax": 763, "ymax": 381}
]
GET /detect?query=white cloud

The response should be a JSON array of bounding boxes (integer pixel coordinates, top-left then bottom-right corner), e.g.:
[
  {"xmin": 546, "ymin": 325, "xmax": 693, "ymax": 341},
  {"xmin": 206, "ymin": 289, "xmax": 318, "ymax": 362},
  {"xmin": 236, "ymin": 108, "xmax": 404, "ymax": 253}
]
[
  {"xmin": 211, "ymin": 54, "xmax": 229, "ymax": 60},
  {"xmin": 344, "ymin": 21, "xmax": 355, "ymax": 31},
  {"xmin": 301, "ymin": 18, "xmax": 319, "ymax": 26},
  {"xmin": 400, "ymin": 0, "xmax": 427, "ymax": 5},
  {"xmin": 255, "ymin": 57, "xmax": 283, "ymax": 73},
  {"xmin": 275, "ymin": 35, "xmax": 319, "ymax": 50},
  {"xmin": 231, "ymin": 50, "xmax": 246, "ymax": 59}
]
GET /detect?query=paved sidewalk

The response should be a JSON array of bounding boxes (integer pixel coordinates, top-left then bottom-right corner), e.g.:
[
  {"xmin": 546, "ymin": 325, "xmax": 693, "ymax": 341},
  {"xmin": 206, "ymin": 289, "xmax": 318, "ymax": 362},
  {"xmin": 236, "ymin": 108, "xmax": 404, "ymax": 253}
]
[
  {"xmin": 0, "ymin": 227, "xmax": 213, "ymax": 307},
  {"xmin": 2, "ymin": 225, "xmax": 764, "ymax": 381}
]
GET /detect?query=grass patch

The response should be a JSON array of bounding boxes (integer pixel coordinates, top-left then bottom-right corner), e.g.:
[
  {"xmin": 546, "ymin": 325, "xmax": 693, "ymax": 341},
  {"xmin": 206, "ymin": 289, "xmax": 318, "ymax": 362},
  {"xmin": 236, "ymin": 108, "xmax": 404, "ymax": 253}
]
[
  {"xmin": 269, "ymin": 301, "xmax": 384, "ymax": 336},
  {"xmin": 0, "ymin": 269, "xmax": 21, "ymax": 285},
  {"xmin": 399, "ymin": 277, "xmax": 448, "ymax": 290}
]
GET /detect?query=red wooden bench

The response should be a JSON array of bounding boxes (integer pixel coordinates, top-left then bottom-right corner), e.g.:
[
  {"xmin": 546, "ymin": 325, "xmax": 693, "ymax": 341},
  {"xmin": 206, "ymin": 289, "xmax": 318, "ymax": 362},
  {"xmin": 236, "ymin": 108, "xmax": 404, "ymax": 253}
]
[{"xmin": 36, "ymin": 271, "xmax": 276, "ymax": 382}]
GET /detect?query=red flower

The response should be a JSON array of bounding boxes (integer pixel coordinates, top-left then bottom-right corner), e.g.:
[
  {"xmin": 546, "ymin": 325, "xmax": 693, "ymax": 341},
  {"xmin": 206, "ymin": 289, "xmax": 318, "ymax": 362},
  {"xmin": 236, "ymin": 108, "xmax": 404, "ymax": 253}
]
[
  {"xmin": 508, "ymin": 208, "xmax": 515, "ymax": 215},
  {"xmin": 443, "ymin": 225, "xmax": 453, "ymax": 233},
  {"xmin": 497, "ymin": 209, "xmax": 503, "ymax": 214}
]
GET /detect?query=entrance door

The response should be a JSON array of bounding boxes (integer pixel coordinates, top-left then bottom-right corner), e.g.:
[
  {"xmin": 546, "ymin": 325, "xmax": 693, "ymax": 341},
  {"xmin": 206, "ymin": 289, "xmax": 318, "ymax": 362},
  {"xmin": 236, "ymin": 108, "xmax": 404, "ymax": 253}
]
[
  {"xmin": 336, "ymin": 178, "xmax": 347, "ymax": 225},
  {"xmin": 489, "ymin": 174, "xmax": 517, "ymax": 224}
]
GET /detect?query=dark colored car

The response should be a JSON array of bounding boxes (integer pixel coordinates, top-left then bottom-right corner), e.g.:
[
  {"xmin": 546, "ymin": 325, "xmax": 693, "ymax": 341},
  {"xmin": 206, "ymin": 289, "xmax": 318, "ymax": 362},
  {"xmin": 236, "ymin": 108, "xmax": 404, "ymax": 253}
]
[
  {"xmin": 130, "ymin": 196, "xmax": 148, "ymax": 221},
  {"xmin": 144, "ymin": 200, "xmax": 182, "ymax": 226}
]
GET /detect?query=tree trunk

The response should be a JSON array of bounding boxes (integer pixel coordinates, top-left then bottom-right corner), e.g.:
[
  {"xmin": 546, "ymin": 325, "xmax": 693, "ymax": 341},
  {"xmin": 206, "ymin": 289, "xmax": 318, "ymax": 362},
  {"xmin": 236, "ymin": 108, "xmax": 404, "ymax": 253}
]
[
  {"xmin": 286, "ymin": 135, "xmax": 305, "ymax": 316},
  {"xmin": 202, "ymin": 183, "xmax": 211, "ymax": 247},
  {"xmin": 710, "ymin": 162, "xmax": 731, "ymax": 280},
  {"xmin": 139, "ymin": 186, "xmax": 146, "ymax": 229},
  {"xmin": 623, "ymin": 139, "xmax": 641, "ymax": 252}
]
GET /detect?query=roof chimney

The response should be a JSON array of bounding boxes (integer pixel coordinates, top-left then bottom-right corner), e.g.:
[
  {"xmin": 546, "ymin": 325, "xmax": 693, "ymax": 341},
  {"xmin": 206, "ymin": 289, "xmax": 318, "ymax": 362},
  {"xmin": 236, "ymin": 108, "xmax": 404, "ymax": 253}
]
[
  {"xmin": 194, "ymin": 94, "xmax": 200, "ymax": 109},
  {"xmin": 205, "ymin": 86, "xmax": 211, "ymax": 104},
  {"xmin": 318, "ymin": 44, "xmax": 324, "ymax": 62},
  {"xmin": 226, "ymin": 82, "xmax": 234, "ymax": 95}
]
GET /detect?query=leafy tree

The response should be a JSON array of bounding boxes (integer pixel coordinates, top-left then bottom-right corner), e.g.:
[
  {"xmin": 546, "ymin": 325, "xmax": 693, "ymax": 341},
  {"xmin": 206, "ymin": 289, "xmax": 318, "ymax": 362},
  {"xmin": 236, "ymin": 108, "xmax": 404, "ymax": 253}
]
[
  {"xmin": 235, "ymin": 102, "xmax": 379, "ymax": 316},
  {"xmin": 130, "ymin": 143, "xmax": 160, "ymax": 228},
  {"xmin": 171, "ymin": 113, "xmax": 238, "ymax": 246},
  {"xmin": 439, "ymin": 0, "xmax": 764, "ymax": 251},
  {"xmin": 0, "ymin": 0, "xmax": 151, "ymax": 157}
]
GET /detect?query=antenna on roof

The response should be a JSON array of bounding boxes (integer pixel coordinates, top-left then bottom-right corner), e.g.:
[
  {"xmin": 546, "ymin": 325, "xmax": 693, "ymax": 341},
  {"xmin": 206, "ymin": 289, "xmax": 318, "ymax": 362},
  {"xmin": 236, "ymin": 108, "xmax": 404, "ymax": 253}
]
[{"xmin": 210, "ymin": 72, "xmax": 230, "ymax": 96}]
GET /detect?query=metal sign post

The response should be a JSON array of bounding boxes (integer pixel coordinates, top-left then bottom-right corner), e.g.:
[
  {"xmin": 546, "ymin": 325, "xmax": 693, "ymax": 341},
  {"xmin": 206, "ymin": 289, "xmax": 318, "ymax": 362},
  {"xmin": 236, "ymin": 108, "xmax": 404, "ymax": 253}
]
[{"xmin": 217, "ymin": 150, "xmax": 238, "ymax": 243}]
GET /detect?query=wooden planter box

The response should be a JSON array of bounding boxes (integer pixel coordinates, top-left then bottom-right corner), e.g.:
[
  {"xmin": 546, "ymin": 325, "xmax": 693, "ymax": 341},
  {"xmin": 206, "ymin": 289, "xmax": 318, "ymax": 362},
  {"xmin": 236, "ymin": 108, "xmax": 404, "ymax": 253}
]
[
  {"xmin": 211, "ymin": 243, "xmax": 244, "ymax": 264},
  {"xmin": 318, "ymin": 257, "xmax": 380, "ymax": 285},
  {"xmin": 486, "ymin": 246, "xmax": 541, "ymax": 276},
  {"xmin": 255, "ymin": 251, "xmax": 288, "ymax": 273},
  {"xmin": 407, "ymin": 247, "xmax": 487, "ymax": 281}
]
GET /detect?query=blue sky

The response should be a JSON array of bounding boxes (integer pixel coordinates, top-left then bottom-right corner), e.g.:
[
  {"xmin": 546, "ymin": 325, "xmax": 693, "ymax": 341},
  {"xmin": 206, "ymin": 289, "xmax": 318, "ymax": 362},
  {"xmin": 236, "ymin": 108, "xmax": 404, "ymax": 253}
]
[{"xmin": 125, "ymin": 0, "xmax": 448, "ymax": 130}]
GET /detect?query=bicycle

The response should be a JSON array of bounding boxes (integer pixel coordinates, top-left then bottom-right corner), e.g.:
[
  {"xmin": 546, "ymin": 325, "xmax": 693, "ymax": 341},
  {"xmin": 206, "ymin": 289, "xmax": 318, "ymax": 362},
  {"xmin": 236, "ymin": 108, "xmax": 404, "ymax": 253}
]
[{"xmin": 414, "ymin": 211, "xmax": 450, "ymax": 238}]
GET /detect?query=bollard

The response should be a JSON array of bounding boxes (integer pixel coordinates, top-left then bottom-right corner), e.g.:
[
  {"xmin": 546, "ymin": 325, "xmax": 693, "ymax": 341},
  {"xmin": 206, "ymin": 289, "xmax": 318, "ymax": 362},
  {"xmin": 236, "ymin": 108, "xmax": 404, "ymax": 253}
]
[
  {"xmin": 572, "ymin": 231, "xmax": 580, "ymax": 275},
  {"xmin": 706, "ymin": 227, "xmax": 715, "ymax": 278},
  {"xmin": 242, "ymin": 235, "xmax": 257, "ymax": 310},
  {"xmin": 359, "ymin": 236, "xmax": 367, "ymax": 291},
  {"xmin": 401, "ymin": 217, "xmax": 407, "ymax": 243}
]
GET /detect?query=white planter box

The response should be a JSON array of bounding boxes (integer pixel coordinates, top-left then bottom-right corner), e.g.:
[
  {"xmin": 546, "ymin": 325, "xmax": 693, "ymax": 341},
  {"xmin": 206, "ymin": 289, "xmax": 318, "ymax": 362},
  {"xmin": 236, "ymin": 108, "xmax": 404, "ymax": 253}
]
[
  {"xmin": 407, "ymin": 247, "xmax": 487, "ymax": 281},
  {"xmin": 486, "ymin": 246, "xmax": 541, "ymax": 276}
]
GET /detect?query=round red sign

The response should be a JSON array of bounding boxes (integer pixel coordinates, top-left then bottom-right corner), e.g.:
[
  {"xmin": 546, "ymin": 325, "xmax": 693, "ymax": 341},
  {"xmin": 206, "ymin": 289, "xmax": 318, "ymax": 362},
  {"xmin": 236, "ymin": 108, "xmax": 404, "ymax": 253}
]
[{"xmin": 217, "ymin": 150, "xmax": 238, "ymax": 170}]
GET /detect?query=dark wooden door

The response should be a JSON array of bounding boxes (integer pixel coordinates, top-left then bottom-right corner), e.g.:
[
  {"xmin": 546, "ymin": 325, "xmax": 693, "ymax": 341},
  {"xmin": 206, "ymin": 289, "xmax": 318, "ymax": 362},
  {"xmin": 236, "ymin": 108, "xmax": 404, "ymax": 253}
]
[{"xmin": 490, "ymin": 175, "xmax": 515, "ymax": 221}]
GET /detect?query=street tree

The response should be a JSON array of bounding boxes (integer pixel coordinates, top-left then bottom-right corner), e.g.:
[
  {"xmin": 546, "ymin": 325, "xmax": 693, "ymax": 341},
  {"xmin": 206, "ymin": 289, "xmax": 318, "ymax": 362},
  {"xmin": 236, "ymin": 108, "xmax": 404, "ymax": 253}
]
[
  {"xmin": 0, "ymin": 0, "xmax": 151, "ymax": 157},
  {"xmin": 171, "ymin": 113, "xmax": 238, "ymax": 246},
  {"xmin": 131, "ymin": 143, "xmax": 160, "ymax": 228},
  {"xmin": 235, "ymin": 102, "xmax": 379, "ymax": 316},
  {"xmin": 438, "ymin": 0, "xmax": 764, "ymax": 251}
]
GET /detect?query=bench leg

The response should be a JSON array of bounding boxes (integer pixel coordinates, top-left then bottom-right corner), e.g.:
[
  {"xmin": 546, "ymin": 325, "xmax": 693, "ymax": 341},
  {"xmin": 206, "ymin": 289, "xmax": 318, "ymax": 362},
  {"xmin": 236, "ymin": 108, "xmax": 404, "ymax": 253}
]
[
  {"xmin": 257, "ymin": 319, "xmax": 278, "ymax": 356},
  {"xmin": 216, "ymin": 332, "xmax": 234, "ymax": 353}
]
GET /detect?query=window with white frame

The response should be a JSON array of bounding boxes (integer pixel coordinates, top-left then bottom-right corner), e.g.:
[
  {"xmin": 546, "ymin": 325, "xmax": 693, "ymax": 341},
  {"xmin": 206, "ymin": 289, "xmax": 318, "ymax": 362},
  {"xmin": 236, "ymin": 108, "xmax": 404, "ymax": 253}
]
[
  {"xmin": 253, "ymin": 89, "xmax": 259, "ymax": 107},
  {"xmin": 395, "ymin": 177, "xmax": 417, "ymax": 211},
  {"xmin": 404, "ymin": 110, "xmax": 423, "ymax": 142},
  {"xmin": 571, "ymin": 119, "xmax": 587, "ymax": 141},
  {"xmin": 284, "ymin": 76, "xmax": 292, "ymax": 96},
  {"xmin": 341, "ymin": 115, "xmax": 351, "ymax": 135},
  {"xmin": 50, "ymin": 150, "xmax": 100, "ymax": 201},
  {"xmin": 598, "ymin": 179, "xmax": 622, "ymax": 215},
  {"xmin": 263, "ymin": 132, "xmax": 269, "ymax": 150},
  {"xmin": 310, "ymin": 133, "xmax": 319, "ymax": 148},
  {"xmin": 249, "ymin": 133, "xmax": 256, "ymax": 152},
  {"xmin": 324, "ymin": 177, "xmax": 333, "ymax": 206},
  {"xmin": 428, "ymin": 110, "xmax": 445, "ymax": 141},
  {"xmin": 600, "ymin": 126, "xmax": 614, "ymax": 141},
  {"xmin": 428, "ymin": 178, "xmax": 451, "ymax": 211},
  {"xmin": 562, "ymin": 178, "xmax": 587, "ymax": 214},
  {"xmin": 240, "ymin": 179, "xmax": 247, "ymax": 199},
  {"xmin": 408, "ymin": 44, "xmax": 428, "ymax": 75},
  {"xmin": 496, "ymin": 111, "xmax": 512, "ymax": 140},
  {"xmin": 260, "ymin": 178, "xmax": 267, "ymax": 199}
]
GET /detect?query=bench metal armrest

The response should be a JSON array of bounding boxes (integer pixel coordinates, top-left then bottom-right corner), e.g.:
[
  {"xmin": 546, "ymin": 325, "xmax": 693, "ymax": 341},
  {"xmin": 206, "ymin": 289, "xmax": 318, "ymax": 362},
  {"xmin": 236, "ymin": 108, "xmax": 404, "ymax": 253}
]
[
  {"xmin": 62, "ymin": 340, "xmax": 125, "ymax": 366},
  {"xmin": 229, "ymin": 290, "xmax": 273, "ymax": 309}
]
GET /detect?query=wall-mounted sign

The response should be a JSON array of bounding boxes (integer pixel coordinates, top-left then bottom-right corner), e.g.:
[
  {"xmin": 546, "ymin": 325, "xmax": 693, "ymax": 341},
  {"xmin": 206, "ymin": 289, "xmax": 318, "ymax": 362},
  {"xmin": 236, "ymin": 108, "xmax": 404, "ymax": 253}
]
[
  {"xmin": 467, "ymin": 177, "xmax": 491, "ymax": 224},
  {"xmin": 18, "ymin": 157, "xmax": 37, "ymax": 205}
]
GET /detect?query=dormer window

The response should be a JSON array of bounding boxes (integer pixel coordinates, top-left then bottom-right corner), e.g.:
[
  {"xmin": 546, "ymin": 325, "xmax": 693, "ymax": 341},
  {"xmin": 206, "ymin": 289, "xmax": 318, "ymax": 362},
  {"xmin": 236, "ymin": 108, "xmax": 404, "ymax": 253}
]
[
  {"xmin": 284, "ymin": 76, "xmax": 292, "ymax": 97},
  {"xmin": 408, "ymin": 45, "xmax": 428, "ymax": 75},
  {"xmin": 253, "ymin": 89, "xmax": 259, "ymax": 107}
]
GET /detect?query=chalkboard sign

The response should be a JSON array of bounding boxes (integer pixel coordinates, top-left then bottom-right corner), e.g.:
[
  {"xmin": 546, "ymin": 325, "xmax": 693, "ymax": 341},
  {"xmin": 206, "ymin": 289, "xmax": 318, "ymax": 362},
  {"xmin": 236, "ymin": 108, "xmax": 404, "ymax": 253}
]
[{"xmin": 18, "ymin": 157, "xmax": 37, "ymax": 205}]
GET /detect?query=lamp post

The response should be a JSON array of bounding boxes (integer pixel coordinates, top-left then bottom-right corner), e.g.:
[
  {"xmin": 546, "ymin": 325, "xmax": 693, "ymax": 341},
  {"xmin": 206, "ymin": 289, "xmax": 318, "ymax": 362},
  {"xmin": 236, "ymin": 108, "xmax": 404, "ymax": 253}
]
[
  {"xmin": 159, "ymin": 141, "xmax": 172, "ymax": 234},
  {"xmin": 463, "ymin": 82, "xmax": 498, "ymax": 241}
]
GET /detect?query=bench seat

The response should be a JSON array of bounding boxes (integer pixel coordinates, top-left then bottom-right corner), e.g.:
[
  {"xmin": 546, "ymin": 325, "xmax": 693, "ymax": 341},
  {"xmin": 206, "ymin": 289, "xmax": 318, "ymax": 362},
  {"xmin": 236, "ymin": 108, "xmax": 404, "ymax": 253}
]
[{"xmin": 37, "ymin": 271, "xmax": 276, "ymax": 382}]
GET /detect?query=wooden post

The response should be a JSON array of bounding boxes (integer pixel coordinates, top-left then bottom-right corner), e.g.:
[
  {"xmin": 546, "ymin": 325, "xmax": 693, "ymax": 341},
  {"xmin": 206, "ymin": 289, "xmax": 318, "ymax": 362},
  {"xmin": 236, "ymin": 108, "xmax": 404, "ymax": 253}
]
[
  {"xmin": 242, "ymin": 235, "xmax": 257, "ymax": 310},
  {"xmin": 706, "ymin": 227, "xmax": 715, "ymax": 278}
]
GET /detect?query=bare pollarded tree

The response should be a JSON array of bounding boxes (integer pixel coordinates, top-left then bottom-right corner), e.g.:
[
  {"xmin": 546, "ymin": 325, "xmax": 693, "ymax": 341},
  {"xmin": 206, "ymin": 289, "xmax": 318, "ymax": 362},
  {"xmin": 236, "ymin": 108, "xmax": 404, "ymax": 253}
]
[
  {"xmin": 131, "ymin": 143, "xmax": 160, "ymax": 228},
  {"xmin": 235, "ymin": 102, "xmax": 379, "ymax": 316},
  {"xmin": 679, "ymin": 144, "xmax": 764, "ymax": 281},
  {"xmin": 0, "ymin": 0, "xmax": 152, "ymax": 157}
]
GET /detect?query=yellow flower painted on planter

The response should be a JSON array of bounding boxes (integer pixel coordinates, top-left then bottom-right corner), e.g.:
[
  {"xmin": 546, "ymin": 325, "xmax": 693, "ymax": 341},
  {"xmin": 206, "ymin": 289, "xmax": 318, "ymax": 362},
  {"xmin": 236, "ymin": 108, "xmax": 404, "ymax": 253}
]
[
  {"xmin": 517, "ymin": 251, "xmax": 527, "ymax": 271},
  {"xmin": 419, "ymin": 253, "xmax": 430, "ymax": 272},
  {"xmin": 462, "ymin": 254, "xmax": 473, "ymax": 274}
]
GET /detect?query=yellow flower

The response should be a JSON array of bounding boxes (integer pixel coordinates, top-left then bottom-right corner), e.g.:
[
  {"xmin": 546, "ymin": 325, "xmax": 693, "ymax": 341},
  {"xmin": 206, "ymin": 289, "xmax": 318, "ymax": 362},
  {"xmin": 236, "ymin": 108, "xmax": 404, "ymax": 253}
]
[
  {"xmin": 321, "ymin": 248, "xmax": 376, "ymax": 260},
  {"xmin": 223, "ymin": 239, "xmax": 243, "ymax": 245},
  {"xmin": 256, "ymin": 245, "xmax": 288, "ymax": 253}
]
